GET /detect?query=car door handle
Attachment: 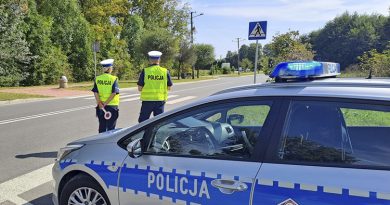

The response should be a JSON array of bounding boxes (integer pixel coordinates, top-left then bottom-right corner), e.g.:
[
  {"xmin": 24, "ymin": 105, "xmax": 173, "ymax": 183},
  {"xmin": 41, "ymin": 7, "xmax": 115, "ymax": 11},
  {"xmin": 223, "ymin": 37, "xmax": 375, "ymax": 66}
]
[{"xmin": 211, "ymin": 179, "xmax": 248, "ymax": 194}]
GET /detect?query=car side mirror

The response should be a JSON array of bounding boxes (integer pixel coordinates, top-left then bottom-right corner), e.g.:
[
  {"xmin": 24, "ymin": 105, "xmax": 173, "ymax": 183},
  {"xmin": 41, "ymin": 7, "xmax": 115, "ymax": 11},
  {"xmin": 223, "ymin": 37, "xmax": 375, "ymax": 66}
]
[
  {"xmin": 127, "ymin": 138, "xmax": 143, "ymax": 158},
  {"xmin": 228, "ymin": 114, "xmax": 244, "ymax": 124}
]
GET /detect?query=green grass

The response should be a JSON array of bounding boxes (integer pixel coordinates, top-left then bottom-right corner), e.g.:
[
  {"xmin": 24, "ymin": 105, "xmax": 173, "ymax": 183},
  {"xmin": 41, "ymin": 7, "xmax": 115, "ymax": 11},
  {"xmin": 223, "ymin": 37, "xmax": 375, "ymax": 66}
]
[
  {"xmin": 227, "ymin": 105, "xmax": 270, "ymax": 126},
  {"xmin": 219, "ymin": 72, "xmax": 258, "ymax": 77},
  {"xmin": 0, "ymin": 92, "xmax": 48, "ymax": 101},
  {"xmin": 341, "ymin": 108, "xmax": 390, "ymax": 127},
  {"xmin": 340, "ymin": 70, "xmax": 370, "ymax": 78}
]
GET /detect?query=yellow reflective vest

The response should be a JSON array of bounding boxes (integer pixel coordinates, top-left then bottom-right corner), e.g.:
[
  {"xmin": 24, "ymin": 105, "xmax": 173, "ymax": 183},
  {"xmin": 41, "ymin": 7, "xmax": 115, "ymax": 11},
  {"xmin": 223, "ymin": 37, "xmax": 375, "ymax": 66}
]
[
  {"xmin": 95, "ymin": 73, "xmax": 119, "ymax": 106},
  {"xmin": 141, "ymin": 65, "xmax": 168, "ymax": 101}
]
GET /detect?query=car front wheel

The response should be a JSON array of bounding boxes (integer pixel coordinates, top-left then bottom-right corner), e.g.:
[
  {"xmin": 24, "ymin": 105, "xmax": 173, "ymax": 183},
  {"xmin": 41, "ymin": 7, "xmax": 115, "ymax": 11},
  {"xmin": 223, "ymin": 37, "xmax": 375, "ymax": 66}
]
[{"xmin": 59, "ymin": 174, "xmax": 110, "ymax": 205}]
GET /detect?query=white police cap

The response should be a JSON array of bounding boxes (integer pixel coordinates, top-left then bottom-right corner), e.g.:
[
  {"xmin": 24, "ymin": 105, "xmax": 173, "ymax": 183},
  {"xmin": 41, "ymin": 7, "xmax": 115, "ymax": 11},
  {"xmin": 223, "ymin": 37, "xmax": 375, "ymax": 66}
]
[
  {"xmin": 148, "ymin": 51, "xmax": 162, "ymax": 59},
  {"xmin": 100, "ymin": 59, "xmax": 114, "ymax": 67}
]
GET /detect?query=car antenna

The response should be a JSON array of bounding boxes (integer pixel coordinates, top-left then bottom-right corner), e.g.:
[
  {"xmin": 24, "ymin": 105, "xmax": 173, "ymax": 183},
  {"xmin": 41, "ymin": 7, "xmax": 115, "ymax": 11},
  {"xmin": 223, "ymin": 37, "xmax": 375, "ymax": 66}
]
[{"xmin": 366, "ymin": 67, "xmax": 372, "ymax": 79}]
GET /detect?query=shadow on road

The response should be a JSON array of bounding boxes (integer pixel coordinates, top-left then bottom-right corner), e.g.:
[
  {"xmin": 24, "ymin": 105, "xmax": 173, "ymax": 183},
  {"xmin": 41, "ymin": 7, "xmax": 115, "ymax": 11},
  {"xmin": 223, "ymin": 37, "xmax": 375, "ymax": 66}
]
[
  {"xmin": 15, "ymin": 151, "xmax": 57, "ymax": 159},
  {"xmin": 30, "ymin": 193, "xmax": 53, "ymax": 205}
]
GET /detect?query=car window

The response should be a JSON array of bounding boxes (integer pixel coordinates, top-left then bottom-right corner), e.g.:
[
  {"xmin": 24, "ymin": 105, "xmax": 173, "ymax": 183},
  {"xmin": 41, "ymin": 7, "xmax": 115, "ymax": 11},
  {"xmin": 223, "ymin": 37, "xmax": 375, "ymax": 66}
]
[
  {"xmin": 278, "ymin": 100, "xmax": 390, "ymax": 167},
  {"xmin": 146, "ymin": 100, "xmax": 272, "ymax": 159},
  {"xmin": 122, "ymin": 130, "xmax": 145, "ymax": 146},
  {"xmin": 206, "ymin": 113, "xmax": 222, "ymax": 122},
  {"xmin": 227, "ymin": 105, "xmax": 270, "ymax": 126},
  {"xmin": 341, "ymin": 108, "xmax": 390, "ymax": 127}
]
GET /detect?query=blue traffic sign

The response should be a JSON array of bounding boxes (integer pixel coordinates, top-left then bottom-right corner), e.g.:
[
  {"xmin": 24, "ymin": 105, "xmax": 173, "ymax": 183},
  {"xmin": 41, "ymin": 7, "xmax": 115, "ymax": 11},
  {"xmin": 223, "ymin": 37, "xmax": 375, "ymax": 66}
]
[{"xmin": 248, "ymin": 21, "xmax": 267, "ymax": 40}]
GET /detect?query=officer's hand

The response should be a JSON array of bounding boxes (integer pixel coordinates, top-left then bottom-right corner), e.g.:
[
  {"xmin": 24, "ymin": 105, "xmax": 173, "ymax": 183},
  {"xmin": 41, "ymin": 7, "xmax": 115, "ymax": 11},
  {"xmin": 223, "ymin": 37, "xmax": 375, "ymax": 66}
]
[{"xmin": 98, "ymin": 102, "xmax": 104, "ymax": 109}]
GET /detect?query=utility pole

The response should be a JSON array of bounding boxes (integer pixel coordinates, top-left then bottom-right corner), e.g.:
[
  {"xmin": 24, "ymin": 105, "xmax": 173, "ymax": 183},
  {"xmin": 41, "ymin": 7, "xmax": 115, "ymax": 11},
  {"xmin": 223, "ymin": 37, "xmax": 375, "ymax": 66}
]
[
  {"xmin": 190, "ymin": 11, "xmax": 203, "ymax": 79},
  {"xmin": 232, "ymin": 38, "xmax": 245, "ymax": 74},
  {"xmin": 190, "ymin": 12, "xmax": 194, "ymax": 79}
]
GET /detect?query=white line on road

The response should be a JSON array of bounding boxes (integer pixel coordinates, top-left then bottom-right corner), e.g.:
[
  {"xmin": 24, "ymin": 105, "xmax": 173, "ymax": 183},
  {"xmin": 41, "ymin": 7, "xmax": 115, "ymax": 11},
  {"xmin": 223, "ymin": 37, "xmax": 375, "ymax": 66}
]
[
  {"xmin": 84, "ymin": 93, "xmax": 140, "ymax": 100},
  {"xmin": 0, "ymin": 95, "xmax": 184, "ymax": 125},
  {"xmin": 1, "ymin": 80, "xmax": 237, "ymax": 125},
  {"xmin": 121, "ymin": 97, "xmax": 140, "ymax": 102},
  {"xmin": 0, "ymin": 163, "xmax": 53, "ymax": 205},
  {"xmin": 65, "ymin": 95, "xmax": 92, "ymax": 99},
  {"xmin": 169, "ymin": 81, "xmax": 234, "ymax": 94},
  {"xmin": 166, "ymin": 96, "xmax": 196, "ymax": 104},
  {"xmin": 168, "ymin": 95, "xmax": 179, "ymax": 99},
  {"xmin": 122, "ymin": 95, "xmax": 179, "ymax": 102},
  {"xmin": 0, "ymin": 105, "xmax": 95, "ymax": 125},
  {"xmin": 120, "ymin": 94, "xmax": 140, "ymax": 98}
]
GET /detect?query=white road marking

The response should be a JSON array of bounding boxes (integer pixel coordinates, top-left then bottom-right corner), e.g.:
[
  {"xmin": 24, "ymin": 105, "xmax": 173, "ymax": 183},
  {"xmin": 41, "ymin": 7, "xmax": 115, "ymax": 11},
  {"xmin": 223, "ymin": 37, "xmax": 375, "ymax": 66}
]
[
  {"xmin": 0, "ymin": 164, "xmax": 53, "ymax": 205},
  {"xmin": 84, "ymin": 93, "xmax": 140, "ymax": 100},
  {"xmin": 168, "ymin": 95, "xmax": 179, "ymax": 99},
  {"xmin": 121, "ymin": 95, "xmax": 179, "ymax": 103},
  {"xmin": 83, "ymin": 96, "xmax": 96, "ymax": 100},
  {"xmin": 166, "ymin": 96, "xmax": 196, "ymax": 104},
  {"xmin": 65, "ymin": 95, "xmax": 92, "ymax": 99},
  {"xmin": 0, "ymin": 95, "xmax": 183, "ymax": 125},
  {"xmin": 121, "ymin": 97, "xmax": 140, "ymax": 102},
  {"xmin": 120, "ymin": 94, "xmax": 140, "ymax": 98},
  {"xmin": 170, "ymin": 81, "xmax": 233, "ymax": 94},
  {"xmin": 1, "ymin": 80, "xmax": 234, "ymax": 125},
  {"xmin": 0, "ymin": 105, "xmax": 95, "ymax": 125}
]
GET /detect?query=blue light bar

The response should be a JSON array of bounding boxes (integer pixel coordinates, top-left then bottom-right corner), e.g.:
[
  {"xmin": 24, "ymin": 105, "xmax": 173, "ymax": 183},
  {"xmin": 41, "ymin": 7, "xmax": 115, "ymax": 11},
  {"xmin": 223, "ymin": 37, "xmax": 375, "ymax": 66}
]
[{"xmin": 269, "ymin": 61, "xmax": 340, "ymax": 80}]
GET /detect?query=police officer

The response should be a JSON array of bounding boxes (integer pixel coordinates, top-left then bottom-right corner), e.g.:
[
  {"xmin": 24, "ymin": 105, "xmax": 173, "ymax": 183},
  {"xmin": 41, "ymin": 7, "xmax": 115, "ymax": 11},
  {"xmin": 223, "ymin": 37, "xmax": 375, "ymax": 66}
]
[
  {"xmin": 92, "ymin": 59, "xmax": 120, "ymax": 133},
  {"xmin": 137, "ymin": 51, "xmax": 173, "ymax": 123}
]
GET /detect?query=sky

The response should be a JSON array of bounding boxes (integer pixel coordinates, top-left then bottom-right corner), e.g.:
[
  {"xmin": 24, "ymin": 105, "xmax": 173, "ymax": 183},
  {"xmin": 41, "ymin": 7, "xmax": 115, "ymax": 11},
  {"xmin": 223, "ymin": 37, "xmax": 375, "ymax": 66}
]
[{"xmin": 184, "ymin": 0, "xmax": 390, "ymax": 58}]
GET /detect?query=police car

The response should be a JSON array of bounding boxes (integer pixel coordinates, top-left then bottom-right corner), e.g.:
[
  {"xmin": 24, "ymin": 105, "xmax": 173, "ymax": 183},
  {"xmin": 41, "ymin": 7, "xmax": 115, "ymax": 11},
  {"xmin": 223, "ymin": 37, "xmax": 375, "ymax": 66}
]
[{"xmin": 53, "ymin": 61, "xmax": 390, "ymax": 205}]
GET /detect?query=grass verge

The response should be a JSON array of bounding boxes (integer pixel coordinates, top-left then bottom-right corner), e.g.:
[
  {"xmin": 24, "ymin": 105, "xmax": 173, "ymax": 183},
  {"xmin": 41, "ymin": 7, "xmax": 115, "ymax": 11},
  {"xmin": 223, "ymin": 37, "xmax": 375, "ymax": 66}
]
[{"xmin": 0, "ymin": 92, "xmax": 49, "ymax": 101}]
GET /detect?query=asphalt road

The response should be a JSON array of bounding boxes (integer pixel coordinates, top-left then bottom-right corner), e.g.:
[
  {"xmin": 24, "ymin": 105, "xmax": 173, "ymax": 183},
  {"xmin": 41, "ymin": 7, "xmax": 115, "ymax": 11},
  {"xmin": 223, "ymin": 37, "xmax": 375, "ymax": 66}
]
[{"xmin": 0, "ymin": 75, "xmax": 267, "ymax": 205}]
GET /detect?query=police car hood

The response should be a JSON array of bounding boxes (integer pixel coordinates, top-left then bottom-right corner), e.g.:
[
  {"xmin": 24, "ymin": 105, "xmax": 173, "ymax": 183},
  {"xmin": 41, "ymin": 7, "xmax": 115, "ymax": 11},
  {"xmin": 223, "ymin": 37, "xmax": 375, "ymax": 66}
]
[{"xmin": 70, "ymin": 128, "xmax": 125, "ymax": 145}]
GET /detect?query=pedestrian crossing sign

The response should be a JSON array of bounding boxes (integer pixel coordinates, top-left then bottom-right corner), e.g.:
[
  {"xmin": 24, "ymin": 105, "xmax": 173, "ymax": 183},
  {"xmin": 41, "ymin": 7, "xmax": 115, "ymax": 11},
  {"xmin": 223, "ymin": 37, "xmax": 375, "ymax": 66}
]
[{"xmin": 248, "ymin": 21, "xmax": 267, "ymax": 40}]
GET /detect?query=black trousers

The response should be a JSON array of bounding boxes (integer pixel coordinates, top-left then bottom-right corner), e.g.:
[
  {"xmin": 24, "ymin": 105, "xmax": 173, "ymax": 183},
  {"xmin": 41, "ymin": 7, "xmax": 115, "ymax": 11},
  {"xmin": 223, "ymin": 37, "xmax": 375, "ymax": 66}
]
[
  {"xmin": 96, "ymin": 106, "xmax": 119, "ymax": 133},
  {"xmin": 138, "ymin": 101, "xmax": 165, "ymax": 123}
]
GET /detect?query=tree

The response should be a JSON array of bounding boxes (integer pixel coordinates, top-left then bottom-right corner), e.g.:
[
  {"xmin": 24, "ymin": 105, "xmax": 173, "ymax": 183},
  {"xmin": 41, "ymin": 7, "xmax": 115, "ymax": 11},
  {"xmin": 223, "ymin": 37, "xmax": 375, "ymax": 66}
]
[
  {"xmin": 358, "ymin": 49, "xmax": 390, "ymax": 77},
  {"xmin": 77, "ymin": 0, "xmax": 134, "ymax": 80},
  {"xmin": 379, "ymin": 9, "xmax": 390, "ymax": 52},
  {"xmin": 122, "ymin": 14, "xmax": 144, "ymax": 61},
  {"xmin": 139, "ymin": 28, "xmax": 179, "ymax": 69},
  {"xmin": 34, "ymin": 46, "xmax": 72, "ymax": 84},
  {"xmin": 248, "ymin": 43, "xmax": 263, "ymax": 69},
  {"xmin": 0, "ymin": 0, "xmax": 31, "ymax": 86},
  {"xmin": 239, "ymin": 44, "xmax": 249, "ymax": 61},
  {"xmin": 176, "ymin": 40, "xmax": 196, "ymax": 79},
  {"xmin": 23, "ymin": 0, "xmax": 71, "ymax": 85},
  {"xmin": 194, "ymin": 44, "xmax": 215, "ymax": 77},
  {"xmin": 240, "ymin": 58, "xmax": 253, "ymax": 71},
  {"xmin": 225, "ymin": 51, "xmax": 238, "ymax": 69},
  {"xmin": 130, "ymin": 0, "xmax": 190, "ymax": 38},
  {"xmin": 38, "ymin": 0, "xmax": 94, "ymax": 81},
  {"xmin": 267, "ymin": 31, "xmax": 314, "ymax": 65},
  {"xmin": 309, "ymin": 12, "xmax": 386, "ymax": 69}
]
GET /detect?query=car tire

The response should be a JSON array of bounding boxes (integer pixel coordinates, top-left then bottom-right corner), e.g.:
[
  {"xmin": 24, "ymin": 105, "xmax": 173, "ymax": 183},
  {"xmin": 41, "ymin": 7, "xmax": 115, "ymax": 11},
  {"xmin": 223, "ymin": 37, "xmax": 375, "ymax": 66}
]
[{"xmin": 59, "ymin": 174, "xmax": 110, "ymax": 205}]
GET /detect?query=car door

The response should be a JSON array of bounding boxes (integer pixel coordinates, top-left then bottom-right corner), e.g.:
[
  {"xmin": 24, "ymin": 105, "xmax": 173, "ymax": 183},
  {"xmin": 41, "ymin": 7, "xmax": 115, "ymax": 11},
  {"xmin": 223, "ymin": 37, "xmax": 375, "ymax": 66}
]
[
  {"xmin": 253, "ymin": 98, "xmax": 390, "ymax": 205},
  {"xmin": 117, "ymin": 98, "xmax": 280, "ymax": 205}
]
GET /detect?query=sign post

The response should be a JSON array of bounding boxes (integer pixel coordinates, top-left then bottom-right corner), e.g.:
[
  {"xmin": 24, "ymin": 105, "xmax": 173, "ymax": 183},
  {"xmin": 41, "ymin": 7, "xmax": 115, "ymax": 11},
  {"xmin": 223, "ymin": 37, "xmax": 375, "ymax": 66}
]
[
  {"xmin": 248, "ymin": 21, "xmax": 267, "ymax": 84},
  {"xmin": 93, "ymin": 41, "xmax": 100, "ymax": 79}
]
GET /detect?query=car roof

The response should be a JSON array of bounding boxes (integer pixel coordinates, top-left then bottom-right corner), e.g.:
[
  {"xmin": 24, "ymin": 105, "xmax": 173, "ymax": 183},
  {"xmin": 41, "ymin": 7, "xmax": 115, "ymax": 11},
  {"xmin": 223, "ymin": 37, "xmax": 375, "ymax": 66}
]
[{"xmin": 209, "ymin": 78, "xmax": 390, "ymax": 102}]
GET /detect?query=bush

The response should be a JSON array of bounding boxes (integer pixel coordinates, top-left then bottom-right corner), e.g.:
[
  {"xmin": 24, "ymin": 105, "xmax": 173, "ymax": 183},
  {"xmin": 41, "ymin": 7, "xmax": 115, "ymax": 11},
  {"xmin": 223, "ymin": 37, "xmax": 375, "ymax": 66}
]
[{"xmin": 222, "ymin": 67, "xmax": 231, "ymax": 74}]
